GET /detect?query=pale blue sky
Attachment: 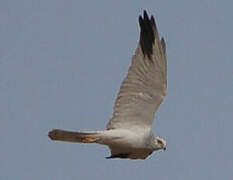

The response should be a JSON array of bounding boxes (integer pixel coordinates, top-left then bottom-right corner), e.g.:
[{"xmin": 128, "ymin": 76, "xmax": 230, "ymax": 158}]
[{"xmin": 1, "ymin": 0, "xmax": 233, "ymax": 179}]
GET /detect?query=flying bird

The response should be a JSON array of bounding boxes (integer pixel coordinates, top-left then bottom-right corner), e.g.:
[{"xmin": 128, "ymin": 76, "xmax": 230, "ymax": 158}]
[{"xmin": 49, "ymin": 10, "xmax": 167, "ymax": 160}]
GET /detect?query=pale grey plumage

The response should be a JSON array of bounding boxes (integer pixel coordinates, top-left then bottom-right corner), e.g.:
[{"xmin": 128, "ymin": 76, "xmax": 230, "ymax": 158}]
[
  {"xmin": 107, "ymin": 12, "xmax": 166, "ymax": 130},
  {"xmin": 49, "ymin": 10, "xmax": 167, "ymax": 160}
]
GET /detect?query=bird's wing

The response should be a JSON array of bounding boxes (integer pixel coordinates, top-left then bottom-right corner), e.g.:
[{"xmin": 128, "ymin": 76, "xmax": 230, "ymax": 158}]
[{"xmin": 107, "ymin": 11, "xmax": 167, "ymax": 130}]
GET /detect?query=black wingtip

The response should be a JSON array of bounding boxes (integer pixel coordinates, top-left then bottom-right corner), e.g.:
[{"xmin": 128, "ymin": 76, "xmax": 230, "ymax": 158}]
[
  {"xmin": 139, "ymin": 10, "xmax": 156, "ymax": 60},
  {"xmin": 150, "ymin": 16, "xmax": 155, "ymax": 26},
  {"xmin": 143, "ymin": 10, "xmax": 149, "ymax": 21},
  {"xmin": 143, "ymin": 10, "xmax": 147, "ymax": 15}
]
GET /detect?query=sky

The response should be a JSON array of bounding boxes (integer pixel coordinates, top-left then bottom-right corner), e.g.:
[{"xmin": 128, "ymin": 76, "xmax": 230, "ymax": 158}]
[{"xmin": 1, "ymin": 0, "xmax": 233, "ymax": 179}]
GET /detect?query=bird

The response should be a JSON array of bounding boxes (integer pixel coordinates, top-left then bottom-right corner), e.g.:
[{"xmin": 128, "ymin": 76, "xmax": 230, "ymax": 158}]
[{"xmin": 48, "ymin": 10, "xmax": 167, "ymax": 160}]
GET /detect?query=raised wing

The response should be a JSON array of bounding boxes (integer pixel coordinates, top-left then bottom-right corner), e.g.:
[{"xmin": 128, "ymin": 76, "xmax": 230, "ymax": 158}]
[{"xmin": 107, "ymin": 11, "xmax": 167, "ymax": 130}]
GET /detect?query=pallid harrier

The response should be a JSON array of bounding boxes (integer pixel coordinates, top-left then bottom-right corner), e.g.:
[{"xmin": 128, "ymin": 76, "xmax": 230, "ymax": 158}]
[{"xmin": 49, "ymin": 10, "xmax": 167, "ymax": 160}]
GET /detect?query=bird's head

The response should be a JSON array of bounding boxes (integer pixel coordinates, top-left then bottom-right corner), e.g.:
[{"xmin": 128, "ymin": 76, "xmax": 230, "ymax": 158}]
[{"xmin": 154, "ymin": 136, "xmax": 167, "ymax": 151}]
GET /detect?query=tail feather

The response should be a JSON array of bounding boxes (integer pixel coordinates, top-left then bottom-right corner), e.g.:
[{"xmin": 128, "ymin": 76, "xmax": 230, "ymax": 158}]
[{"xmin": 48, "ymin": 129, "xmax": 99, "ymax": 143}]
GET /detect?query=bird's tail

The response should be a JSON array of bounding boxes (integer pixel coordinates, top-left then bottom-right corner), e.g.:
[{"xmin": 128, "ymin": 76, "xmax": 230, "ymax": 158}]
[{"xmin": 48, "ymin": 129, "xmax": 100, "ymax": 143}]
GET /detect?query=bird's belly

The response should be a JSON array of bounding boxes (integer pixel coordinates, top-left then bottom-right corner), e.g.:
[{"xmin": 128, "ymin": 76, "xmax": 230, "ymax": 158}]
[
  {"xmin": 99, "ymin": 129, "xmax": 152, "ymax": 149},
  {"xmin": 100, "ymin": 129, "xmax": 154, "ymax": 159},
  {"xmin": 128, "ymin": 150, "xmax": 153, "ymax": 159}
]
